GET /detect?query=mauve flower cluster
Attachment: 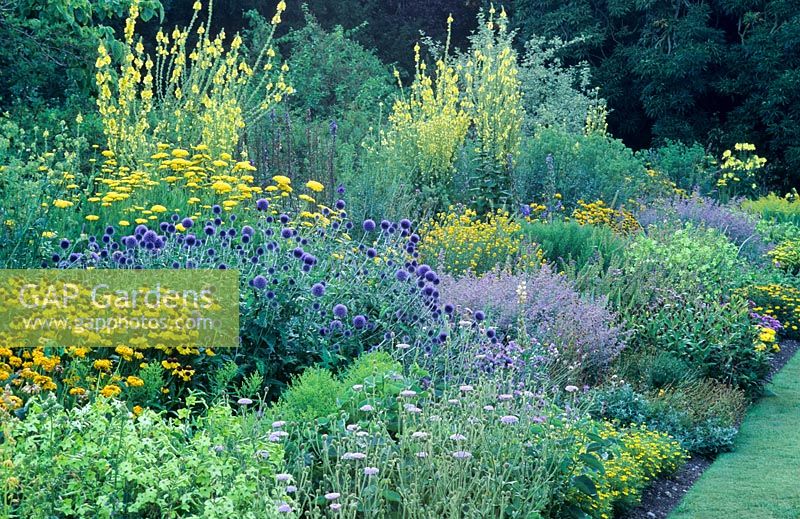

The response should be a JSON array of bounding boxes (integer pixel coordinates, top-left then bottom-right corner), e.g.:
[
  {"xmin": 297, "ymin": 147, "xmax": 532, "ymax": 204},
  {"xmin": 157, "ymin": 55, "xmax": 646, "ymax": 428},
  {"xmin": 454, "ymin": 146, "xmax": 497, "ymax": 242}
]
[
  {"xmin": 637, "ymin": 194, "xmax": 768, "ymax": 259},
  {"xmin": 439, "ymin": 266, "xmax": 626, "ymax": 381},
  {"xmin": 750, "ymin": 311, "xmax": 782, "ymax": 331}
]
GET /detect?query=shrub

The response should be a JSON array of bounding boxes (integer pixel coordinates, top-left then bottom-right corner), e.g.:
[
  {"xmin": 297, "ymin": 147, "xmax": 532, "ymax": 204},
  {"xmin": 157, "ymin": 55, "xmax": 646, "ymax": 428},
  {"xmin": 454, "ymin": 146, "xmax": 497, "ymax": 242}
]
[
  {"xmin": 742, "ymin": 191, "xmax": 800, "ymax": 226},
  {"xmin": 643, "ymin": 141, "xmax": 716, "ymax": 195},
  {"xmin": 637, "ymin": 195, "xmax": 767, "ymax": 260},
  {"xmin": 0, "ymin": 395, "xmax": 287, "ymax": 518},
  {"xmin": 647, "ymin": 352, "xmax": 696, "ymax": 390},
  {"xmin": 767, "ymin": 238, "xmax": 800, "ymax": 274},
  {"xmin": 418, "ymin": 206, "xmax": 533, "ymax": 276},
  {"xmin": 268, "ymin": 7, "xmax": 394, "ymax": 118},
  {"xmin": 275, "ymin": 368, "xmax": 343, "ymax": 422},
  {"xmin": 591, "ymin": 382, "xmax": 746, "ymax": 456},
  {"xmin": 438, "ymin": 266, "xmax": 625, "ymax": 382},
  {"xmin": 626, "ymin": 223, "xmax": 745, "ymax": 298},
  {"xmin": 520, "ymin": 219, "xmax": 626, "ymax": 271},
  {"xmin": 518, "ymin": 36, "xmax": 605, "ymax": 135},
  {"xmin": 514, "ymin": 127, "xmax": 657, "ymax": 207},
  {"xmin": 628, "ymin": 295, "xmax": 769, "ymax": 394}
]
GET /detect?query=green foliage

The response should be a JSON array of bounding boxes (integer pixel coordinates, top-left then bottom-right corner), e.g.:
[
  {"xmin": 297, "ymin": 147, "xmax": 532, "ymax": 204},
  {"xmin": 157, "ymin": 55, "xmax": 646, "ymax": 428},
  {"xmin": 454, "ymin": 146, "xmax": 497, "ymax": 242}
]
[
  {"xmin": 514, "ymin": 127, "xmax": 656, "ymax": 207},
  {"xmin": 519, "ymin": 35, "xmax": 605, "ymax": 135},
  {"xmin": 260, "ymin": 7, "xmax": 394, "ymax": 118},
  {"xmin": 643, "ymin": 140, "xmax": 716, "ymax": 195},
  {"xmin": 340, "ymin": 351, "xmax": 402, "ymax": 388},
  {"xmin": 275, "ymin": 367, "xmax": 343, "ymax": 422},
  {"xmin": 510, "ymin": 0, "xmax": 800, "ymax": 189},
  {"xmin": 743, "ymin": 192, "xmax": 800, "ymax": 227},
  {"xmin": 0, "ymin": 395, "xmax": 286, "ymax": 518},
  {"xmin": 629, "ymin": 295, "xmax": 768, "ymax": 395},
  {"xmin": 520, "ymin": 219, "xmax": 627, "ymax": 271},
  {"xmin": 647, "ymin": 352, "xmax": 696, "ymax": 390},
  {"xmin": 626, "ymin": 224, "xmax": 745, "ymax": 298},
  {"xmin": 591, "ymin": 381, "xmax": 747, "ymax": 456},
  {"xmin": 0, "ymin": 0, "xmax": 162, "ymax": 110}
]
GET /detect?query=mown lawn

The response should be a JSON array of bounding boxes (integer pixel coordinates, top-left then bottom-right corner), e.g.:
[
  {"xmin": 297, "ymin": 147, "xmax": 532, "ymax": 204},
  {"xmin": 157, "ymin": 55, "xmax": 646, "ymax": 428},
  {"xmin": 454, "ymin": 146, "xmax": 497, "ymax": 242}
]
[{"xmin": 670, "ymin": 350, "xmax": 800, "ymax": 519}]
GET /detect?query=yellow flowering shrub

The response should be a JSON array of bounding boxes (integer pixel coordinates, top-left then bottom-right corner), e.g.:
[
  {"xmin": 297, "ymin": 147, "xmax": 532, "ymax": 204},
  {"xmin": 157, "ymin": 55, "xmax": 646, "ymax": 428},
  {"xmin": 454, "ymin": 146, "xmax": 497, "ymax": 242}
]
[
  {"xmin": 570, "ymin": 199, "xmax": 641, "ymax": 235},
  {"xmin": 96, "ymin": 0, "xmax": 293, "ymax": 162},
  {"xmin": 418, "ymin": 206, "xmax": 540, "ymax": 276},
  {"xmin": 388, "ymin": 18, "xmax": 469, "ymax": 187}
]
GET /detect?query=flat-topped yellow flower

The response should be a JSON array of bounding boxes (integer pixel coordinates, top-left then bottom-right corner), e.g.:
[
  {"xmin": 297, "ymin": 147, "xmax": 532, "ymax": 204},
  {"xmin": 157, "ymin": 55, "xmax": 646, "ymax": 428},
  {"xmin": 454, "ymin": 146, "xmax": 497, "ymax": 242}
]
[
  {"xmin": 273, "ymin": 175, "xmax": 291, "ymax": 185},
  {"xmin": 151, "ymin": 205, "xmax": 167, "ymax": 213},
  {"xmin": 85, "ymin": 215, "xmax": 100, "ymax": 221},
  {"xmin": 171, "ymin": 148, "xmax": 190, "ymax": 158},
  {"xmin": 306, "ymin": 180, "xmax": 324, "ymax": 192},
  {"xmin": 235, "ymin": 161, "xmax": 257, "ymax": 171},
  {"xmin": 53, "ymin": 199, "xmax": 74, "ymax": 209}
]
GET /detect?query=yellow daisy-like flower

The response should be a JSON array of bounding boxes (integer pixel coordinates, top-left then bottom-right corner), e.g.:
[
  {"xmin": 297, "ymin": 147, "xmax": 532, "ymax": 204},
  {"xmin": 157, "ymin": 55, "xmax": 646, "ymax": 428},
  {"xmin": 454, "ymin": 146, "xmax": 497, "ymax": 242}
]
[
  {"xmin": 306, "ymin": 180, "xmax": 324, "ymax": 192},
  {"xmin": 126, "ymin": 376, "xmax": 145, "ymax": 387}
]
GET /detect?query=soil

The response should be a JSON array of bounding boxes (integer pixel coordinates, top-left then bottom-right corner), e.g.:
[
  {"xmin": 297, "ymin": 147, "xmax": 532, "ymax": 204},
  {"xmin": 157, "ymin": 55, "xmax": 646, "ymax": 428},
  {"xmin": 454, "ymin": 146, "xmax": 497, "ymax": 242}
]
[{"xmin": 619, "ymin": 339, "xmax": 799, "ymax": 519}]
